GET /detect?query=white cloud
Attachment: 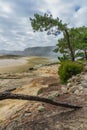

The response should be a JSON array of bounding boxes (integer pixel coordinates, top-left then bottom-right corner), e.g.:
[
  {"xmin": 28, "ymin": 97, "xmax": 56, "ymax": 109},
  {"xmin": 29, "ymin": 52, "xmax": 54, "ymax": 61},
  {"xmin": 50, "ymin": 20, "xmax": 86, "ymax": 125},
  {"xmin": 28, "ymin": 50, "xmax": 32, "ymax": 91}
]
[
  {"xmin": 73, "ymin": 7, "xmax": 87, "ymax": 26},
  {"xmin": 0, "ymin": 0, "xmax": 13, "ymax": 15}
]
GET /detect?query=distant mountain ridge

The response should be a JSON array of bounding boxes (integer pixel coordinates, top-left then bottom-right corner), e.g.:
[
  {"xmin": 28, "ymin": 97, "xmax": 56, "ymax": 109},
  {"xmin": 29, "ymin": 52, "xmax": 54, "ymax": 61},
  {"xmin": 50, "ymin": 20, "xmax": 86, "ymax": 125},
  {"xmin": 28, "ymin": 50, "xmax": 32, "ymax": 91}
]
[{"xmin": 0, "ymin": 46, "xmax": 58, "ymax": 58}]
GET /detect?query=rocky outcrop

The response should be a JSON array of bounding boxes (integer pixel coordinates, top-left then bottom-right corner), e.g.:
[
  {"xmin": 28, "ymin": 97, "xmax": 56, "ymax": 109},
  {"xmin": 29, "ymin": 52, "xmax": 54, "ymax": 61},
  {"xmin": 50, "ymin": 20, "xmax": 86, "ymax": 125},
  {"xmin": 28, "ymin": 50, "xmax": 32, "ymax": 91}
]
[{"xmin": 66, "ymin": 63, "xmax": 87, "ymax": 95}]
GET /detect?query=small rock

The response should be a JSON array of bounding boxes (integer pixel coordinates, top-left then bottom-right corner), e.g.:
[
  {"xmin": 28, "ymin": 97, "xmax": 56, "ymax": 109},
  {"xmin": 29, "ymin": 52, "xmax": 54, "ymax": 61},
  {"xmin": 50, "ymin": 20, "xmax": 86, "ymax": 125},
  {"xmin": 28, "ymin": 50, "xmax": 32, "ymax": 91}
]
[
  {"xmin": 24, "ymin": 112, "xmax": 32, "ymax": 116},
  {"xmin": 76, "ymin": 74, "xmax": 80, "ymax": 77},
  {"xmin": 67, "ymin": 83, "xmax": 72, "ymax": 87},
  {"xmin": 68, "ymin": 86, "xmax": 78, "ymax": 93},
  {"xmin": 38, "ymin": 106, "xmax": 45, "ymax": 112},
  {"xmin": 54, "ymin": 92, "xmax": 60, "ymax": 97},
  {"xmin": 76, "ymin": 77, "xmax": 82, "ymax": 82},
  {"xmin": 61, "ymin": 87, "xmax": 67, "ymax": 93},
  {"xmin": 79, "ymin": 86, "xmax": 83, "ymax": 90},
  {"xmin": 67, "ymin": 79, "xmax": 72, "ymax": 82},
  {"xmin": 71, "ymin": 76, "xmax": 76, "ymax": 81},
  {"xmin": 74, "ymin": 90, "xmax": 80, "ymax": 95},
  {"xmin": 81, "ymin": 72, "xmax": 85, "ymax": 75},
  {"xmin": 83, "ymin": 88, "xmax": 87, "ymax": 94},
  {"xmin": 81, "ymin": 82, "xmax": 87, "ymax": 88},
  {"xmin": 79, "ymin": 90, "xmax": 83, "ymax": 94}
]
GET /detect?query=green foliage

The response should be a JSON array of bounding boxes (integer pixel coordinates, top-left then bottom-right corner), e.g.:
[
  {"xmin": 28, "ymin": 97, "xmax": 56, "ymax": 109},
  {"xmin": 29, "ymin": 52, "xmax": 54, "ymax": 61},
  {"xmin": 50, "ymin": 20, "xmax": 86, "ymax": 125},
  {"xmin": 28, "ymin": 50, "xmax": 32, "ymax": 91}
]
[
  {"xmin": 54, "ymin": 28, "xmax": 78, "ymax": 61},
  {"xmin": 76, "ymin": 26, "xmax": 87, "ymax": 60},
  {"xmin": 30, "ymin": 13, "xmax": 75, "ymax": 61},
  {"xmin": 30, "ymin": 13, "xmax": 67, "ymax": 33},
  {"xmin": 30, "ymin": 13, "xmax": 87, "ymax": 61},
  {"xmin": 58, "ymin": 61, "xmax": 84, "ymax": 83},
  {"xmin": 75, "ymin": 52, "xmax": 85, "ymax": 59},
  {"xmin": 58, "ymin": 54, "xmax": 70, "ymax": 62},
  {"xmin": 55, "ymin": 27, "xmax": 87, "ymax": 61}
]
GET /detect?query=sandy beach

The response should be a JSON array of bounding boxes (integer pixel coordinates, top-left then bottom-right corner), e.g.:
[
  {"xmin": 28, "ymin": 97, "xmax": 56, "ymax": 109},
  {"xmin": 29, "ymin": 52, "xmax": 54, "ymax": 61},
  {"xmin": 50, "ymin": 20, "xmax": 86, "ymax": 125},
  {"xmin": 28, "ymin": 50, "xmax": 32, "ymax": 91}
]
[
  {"xmin": 0, "ymin": 57, "xmax": 28, "ymax": 68},
  {"xmin": 0, "ymin": 56, "xmax": 51, "ymax": 73}
]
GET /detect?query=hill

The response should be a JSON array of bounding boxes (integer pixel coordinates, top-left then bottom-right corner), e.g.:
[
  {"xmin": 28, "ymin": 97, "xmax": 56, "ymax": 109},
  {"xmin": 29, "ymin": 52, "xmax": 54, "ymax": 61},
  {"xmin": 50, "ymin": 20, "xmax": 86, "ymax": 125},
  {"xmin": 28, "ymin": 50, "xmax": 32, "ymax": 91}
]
[{"xmin": 0, "ymin": 46, "xmax": 59, "ymax": 58}]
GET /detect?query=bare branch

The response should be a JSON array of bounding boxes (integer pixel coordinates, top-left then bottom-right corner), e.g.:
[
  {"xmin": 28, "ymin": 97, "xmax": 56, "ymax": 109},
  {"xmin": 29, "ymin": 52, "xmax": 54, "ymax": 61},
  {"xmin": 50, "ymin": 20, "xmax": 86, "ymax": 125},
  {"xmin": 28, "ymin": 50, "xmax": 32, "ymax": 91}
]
[{"xmin": 0, "ymin": 92, "xmax": 82, "ymax": 109}]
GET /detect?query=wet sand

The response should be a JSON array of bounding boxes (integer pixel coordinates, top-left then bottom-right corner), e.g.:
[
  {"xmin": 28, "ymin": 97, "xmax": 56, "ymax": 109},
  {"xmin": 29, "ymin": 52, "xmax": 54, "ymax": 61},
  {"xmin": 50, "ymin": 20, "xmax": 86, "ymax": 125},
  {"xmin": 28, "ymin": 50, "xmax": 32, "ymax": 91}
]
[
  {"xmin": 0, "ymin": 56, "xmax": 51, "ymax": 73},
  {"xmin": 0, "ymin": 57, "xmax": 28, "ymax": 68}
]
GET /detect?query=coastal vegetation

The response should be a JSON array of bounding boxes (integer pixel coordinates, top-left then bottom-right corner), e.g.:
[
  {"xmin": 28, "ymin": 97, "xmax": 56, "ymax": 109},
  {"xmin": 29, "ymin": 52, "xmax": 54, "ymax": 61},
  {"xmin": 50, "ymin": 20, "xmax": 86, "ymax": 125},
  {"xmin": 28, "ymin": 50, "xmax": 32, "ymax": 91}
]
[
  {"xmin": 30, "ymin": 13, "xmax": 87, "ymax": 61},
  {"xmin": 54, "ymin": 27, "xmax": 87, "ymax": 61},
  {"xmin": 30, "ymin": 13, "xmax": 87, "ymax": 82},
  {"xmin": 58, "ymin": 61, "xmax": 84, "ymax": 83}
]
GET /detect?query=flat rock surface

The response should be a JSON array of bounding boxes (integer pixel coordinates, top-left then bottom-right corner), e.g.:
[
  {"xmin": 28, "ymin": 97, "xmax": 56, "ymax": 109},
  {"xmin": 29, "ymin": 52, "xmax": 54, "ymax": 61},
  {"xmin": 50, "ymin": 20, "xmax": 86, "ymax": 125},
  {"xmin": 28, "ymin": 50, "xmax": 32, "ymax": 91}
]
[{"xmin": 0, "ymin": 64, "xmax": 59, "ymax": 125}]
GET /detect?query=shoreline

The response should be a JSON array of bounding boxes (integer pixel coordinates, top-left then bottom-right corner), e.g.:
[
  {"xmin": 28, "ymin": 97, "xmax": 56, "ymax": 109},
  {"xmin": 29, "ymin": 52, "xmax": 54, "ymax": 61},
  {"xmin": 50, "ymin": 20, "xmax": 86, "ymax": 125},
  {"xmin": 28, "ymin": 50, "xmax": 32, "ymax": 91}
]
[
  {"xmin": 0, "ymin": 56, "xmax": 52, "ymax": 73},
  {"xmin": 0, "ymin": 57, "xmax": 29, "ymax": 68}
]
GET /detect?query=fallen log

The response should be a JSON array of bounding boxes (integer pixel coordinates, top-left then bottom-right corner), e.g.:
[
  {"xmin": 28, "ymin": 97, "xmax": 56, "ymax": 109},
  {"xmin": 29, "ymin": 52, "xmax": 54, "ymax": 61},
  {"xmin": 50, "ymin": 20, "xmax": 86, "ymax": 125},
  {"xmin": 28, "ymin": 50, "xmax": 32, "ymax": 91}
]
[{"xmin": 0, "ymin": 92, "xmax": 82, "ymax": 109}]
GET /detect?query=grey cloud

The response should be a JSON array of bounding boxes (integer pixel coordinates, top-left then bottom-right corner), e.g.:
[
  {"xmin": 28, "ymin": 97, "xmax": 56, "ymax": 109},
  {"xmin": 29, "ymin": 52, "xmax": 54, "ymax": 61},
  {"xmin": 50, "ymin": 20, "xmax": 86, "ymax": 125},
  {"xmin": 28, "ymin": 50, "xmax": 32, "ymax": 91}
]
[{"xmin": 0, "ymin": 0, "xmax": 87, "ymax": 50}]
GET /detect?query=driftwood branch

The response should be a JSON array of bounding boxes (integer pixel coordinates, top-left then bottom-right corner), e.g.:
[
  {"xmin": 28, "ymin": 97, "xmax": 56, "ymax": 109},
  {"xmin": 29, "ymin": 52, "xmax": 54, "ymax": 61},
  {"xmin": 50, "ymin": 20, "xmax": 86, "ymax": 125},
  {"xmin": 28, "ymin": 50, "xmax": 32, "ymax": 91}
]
[
  {"xmin": 4, "ymin": 88, "xmax": 16, "ymax": 92},
  {"xmin": 0, "ymin": 92, "xmax": 82, "ymax": 109}
]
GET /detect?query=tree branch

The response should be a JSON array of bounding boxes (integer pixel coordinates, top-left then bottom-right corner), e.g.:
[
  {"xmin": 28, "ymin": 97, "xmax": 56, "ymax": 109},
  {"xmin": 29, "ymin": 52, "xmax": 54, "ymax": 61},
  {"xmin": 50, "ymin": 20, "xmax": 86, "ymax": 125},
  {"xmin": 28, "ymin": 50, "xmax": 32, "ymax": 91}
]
[{"xmin": 0, "ymin": 92, "xmax": 82, "ymax": 109}]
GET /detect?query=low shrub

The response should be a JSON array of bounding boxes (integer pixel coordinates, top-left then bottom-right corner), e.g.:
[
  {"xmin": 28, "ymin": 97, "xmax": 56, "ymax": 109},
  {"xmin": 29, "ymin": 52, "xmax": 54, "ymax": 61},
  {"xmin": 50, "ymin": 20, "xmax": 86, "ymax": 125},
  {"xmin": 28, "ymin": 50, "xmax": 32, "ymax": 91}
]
[{"xmin": 58, "ymin": 61, "xmax": 84, "ymax": 83}]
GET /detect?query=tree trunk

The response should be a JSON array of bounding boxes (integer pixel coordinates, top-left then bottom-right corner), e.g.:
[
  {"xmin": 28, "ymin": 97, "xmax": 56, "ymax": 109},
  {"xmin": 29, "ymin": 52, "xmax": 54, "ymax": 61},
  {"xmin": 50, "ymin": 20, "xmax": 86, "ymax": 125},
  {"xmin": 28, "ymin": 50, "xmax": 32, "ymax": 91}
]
[
  {"xmin": 65, "ymin": 29, "xmax": 75, "ymax": 61},
  {"xmin": 84, "ymin": 50, "xmax": 87, "ymax": 60},
  {"xmin": 0, "ymin": 92, "xmax": 82, "ymax": 109}
]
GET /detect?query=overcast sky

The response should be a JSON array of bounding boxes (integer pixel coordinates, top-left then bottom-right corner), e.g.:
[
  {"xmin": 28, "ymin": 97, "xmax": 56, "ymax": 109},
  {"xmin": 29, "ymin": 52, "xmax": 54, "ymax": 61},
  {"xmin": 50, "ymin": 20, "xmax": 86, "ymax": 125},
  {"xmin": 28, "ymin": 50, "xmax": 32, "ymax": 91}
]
[{"xmin": 0, "ymin": 0, "xmax": 87, "ymax": 50}]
